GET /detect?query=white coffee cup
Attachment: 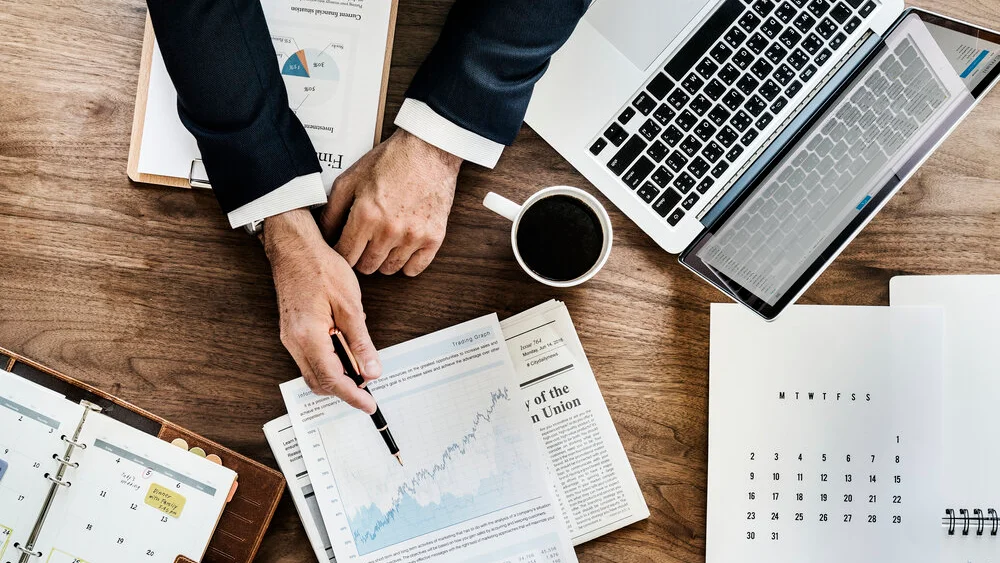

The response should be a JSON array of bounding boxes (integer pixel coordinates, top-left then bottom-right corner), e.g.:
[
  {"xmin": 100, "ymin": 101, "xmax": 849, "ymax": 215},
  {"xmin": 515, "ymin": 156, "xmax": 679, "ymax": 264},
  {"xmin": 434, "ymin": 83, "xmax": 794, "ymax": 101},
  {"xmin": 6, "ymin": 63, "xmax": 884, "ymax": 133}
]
[{"xmin": 483, "ymin": 186, "xmax": 613, "ymax": 288}]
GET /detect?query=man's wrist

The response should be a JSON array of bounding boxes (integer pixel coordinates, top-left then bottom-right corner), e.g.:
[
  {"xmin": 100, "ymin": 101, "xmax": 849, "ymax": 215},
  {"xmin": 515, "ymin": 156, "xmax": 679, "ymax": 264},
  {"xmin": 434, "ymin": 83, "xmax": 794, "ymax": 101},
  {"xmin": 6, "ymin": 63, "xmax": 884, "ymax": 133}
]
[
  {"xmin": 262, "ymin": 208, "xmax": 324, "ymax": 259},
  {"xmin": 396, "ymin": 129, "xmax": 463, "ymax": 173}
]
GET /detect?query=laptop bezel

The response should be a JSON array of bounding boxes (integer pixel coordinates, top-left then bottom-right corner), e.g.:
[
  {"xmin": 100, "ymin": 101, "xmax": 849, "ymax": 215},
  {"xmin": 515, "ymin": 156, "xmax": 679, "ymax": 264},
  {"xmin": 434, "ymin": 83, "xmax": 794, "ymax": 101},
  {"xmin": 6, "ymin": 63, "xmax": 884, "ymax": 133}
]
[{"xmin": 678, "ymin": 8, "xmax": 1000, "ymax": 320}]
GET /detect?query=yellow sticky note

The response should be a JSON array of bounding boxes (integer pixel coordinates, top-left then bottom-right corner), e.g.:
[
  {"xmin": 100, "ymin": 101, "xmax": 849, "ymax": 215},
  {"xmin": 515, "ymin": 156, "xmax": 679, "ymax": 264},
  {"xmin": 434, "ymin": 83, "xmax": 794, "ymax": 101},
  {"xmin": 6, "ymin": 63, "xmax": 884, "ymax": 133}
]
[{"xmin": 144, "ymin": 483, "xmax": 186, "ymax": 519}]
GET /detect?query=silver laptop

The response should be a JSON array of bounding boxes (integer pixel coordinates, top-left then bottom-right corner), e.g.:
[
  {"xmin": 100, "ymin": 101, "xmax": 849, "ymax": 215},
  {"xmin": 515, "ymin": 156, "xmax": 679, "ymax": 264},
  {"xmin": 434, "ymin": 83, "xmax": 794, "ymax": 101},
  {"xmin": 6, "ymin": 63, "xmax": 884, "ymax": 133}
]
[{"xmin": 526, "ymin": 0, "xmax": 1000, "ymax": 319}]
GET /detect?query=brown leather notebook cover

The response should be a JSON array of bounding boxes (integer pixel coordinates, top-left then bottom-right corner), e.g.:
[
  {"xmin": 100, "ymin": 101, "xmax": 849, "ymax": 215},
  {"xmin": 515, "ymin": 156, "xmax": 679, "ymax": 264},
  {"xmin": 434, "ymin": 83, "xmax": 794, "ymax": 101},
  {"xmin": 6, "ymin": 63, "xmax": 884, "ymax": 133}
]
[{"xmin": 1, "ymin": 347, "xmax": 285, "ymax": 563}]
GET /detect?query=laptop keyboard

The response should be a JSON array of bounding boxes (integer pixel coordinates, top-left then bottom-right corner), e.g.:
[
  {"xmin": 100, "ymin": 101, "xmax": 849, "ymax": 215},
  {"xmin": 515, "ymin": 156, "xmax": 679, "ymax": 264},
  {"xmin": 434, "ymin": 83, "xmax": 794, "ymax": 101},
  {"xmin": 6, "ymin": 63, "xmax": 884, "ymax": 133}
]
[
  {"xmin": 589, "ymin": 0, "xmax": 877, "ymax": 228},
  {"xmin": 703, "ymin": 36, "xmax": 948, "ymax": 295}
]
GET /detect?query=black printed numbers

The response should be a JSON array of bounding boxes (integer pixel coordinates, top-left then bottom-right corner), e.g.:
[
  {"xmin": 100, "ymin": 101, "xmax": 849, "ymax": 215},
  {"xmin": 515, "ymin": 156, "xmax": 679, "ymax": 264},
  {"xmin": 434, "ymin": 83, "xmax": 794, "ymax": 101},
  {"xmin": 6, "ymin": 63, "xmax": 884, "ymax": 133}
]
[{"xmin": 741, "ymin": 443, "xmax": 905, "ymax": 539}]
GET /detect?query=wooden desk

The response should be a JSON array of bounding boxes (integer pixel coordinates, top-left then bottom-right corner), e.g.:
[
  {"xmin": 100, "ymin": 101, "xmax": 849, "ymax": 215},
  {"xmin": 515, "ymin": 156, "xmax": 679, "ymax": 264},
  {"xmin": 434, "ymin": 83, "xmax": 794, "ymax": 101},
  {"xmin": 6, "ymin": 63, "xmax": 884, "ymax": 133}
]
[{"xmin": 1, "ymin": 0, "xmax": 998, "ymax": 561}]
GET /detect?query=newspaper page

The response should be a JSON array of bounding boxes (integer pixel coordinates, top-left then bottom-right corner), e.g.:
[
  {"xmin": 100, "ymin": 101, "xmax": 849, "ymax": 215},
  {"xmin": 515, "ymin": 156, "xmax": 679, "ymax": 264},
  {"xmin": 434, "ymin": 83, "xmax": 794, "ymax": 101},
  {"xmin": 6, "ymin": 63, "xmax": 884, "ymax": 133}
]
[{"xmin": 501, "ymin": 301, "xmax": 649, "ymax": 545}]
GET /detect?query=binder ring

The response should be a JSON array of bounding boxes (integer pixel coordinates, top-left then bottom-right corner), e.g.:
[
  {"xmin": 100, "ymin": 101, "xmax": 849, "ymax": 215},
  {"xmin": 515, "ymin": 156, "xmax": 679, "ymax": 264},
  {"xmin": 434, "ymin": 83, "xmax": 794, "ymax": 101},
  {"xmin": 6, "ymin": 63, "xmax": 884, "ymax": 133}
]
[
  {"xmin": 61, "ymin": 434, "xmax": 87, "ymax": 449},
  {"xmin": 975, "ymin": 509, "xmax": 985, "ymax": 536},
  {"xmin": 81, "ymin": 399, "xmax": 102, "ymax": 412},
  {"xmin": 44, "ymin": 473, "xmax": 71, "ymax": 487},
  {"xmin": 946, "ymin": 508, "xmax": 956, "ymax": 535},
  {"xmin": 960, "ymin": 509, "xmax": 971, "ymax": 536},
  {"xmin": 14, "ymin": 542, "xmax": 42, "ymax": 558},
  {"xmin": 990, "ymin": 509, "xmax": 999, "ymax": 536},
  {"xmin": 51, "ymin": 454, "xmax": 79, "ymax": 469}
]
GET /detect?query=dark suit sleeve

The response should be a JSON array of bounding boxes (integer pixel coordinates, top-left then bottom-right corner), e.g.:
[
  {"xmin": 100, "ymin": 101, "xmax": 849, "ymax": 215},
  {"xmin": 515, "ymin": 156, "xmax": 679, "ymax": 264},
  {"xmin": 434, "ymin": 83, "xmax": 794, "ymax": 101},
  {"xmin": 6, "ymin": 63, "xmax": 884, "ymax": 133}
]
[
  {"xmin": 405, "ymin": 0, "xmax": 590, "ymax": 146},
  {"xmin": 146, "ymin": 0, "xmax": 321, "ymax": 214}
]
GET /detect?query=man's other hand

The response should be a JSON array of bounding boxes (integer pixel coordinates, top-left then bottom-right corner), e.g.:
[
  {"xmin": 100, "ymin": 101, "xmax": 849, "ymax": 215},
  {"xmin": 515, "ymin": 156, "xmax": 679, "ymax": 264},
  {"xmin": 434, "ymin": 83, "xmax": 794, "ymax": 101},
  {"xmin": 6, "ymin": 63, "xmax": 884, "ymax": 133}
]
[
  {"xmin": 319, "ymin": 129, "xmax": 462, "ymax": 277},
  {"xmin": 263, "ymin": 208, "xmax": 382, "ymax": 413}
]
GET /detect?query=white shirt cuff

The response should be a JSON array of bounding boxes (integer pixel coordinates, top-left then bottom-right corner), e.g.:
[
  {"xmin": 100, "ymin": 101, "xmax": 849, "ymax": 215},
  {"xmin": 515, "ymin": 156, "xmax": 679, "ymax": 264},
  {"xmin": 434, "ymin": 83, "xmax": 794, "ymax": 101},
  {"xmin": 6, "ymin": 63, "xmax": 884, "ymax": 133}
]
[
  {"xmin": 226, "ymin": 172, "xmax": 327, "ymax": 228},
  {"xmin": 394, "ymin": 98, "xmax": 504, "ymax": 168}
]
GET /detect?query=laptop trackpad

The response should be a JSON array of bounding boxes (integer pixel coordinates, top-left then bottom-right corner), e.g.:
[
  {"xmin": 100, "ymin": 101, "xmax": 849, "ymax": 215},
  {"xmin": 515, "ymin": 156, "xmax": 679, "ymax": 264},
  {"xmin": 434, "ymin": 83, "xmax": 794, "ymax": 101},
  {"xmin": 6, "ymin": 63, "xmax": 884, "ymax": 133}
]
[{"xmin": 586, "ymin": 0, "xmax": 714, "ymax": 71}]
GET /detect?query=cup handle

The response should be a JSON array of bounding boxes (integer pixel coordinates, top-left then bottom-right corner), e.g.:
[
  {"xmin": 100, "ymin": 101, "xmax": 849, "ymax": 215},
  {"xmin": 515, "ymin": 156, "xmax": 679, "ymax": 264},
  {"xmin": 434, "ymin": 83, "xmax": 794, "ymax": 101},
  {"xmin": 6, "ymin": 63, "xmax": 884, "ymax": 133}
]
[{"xmin": 483, "ymin": 192, "xmax": 522, "ymax": 222}]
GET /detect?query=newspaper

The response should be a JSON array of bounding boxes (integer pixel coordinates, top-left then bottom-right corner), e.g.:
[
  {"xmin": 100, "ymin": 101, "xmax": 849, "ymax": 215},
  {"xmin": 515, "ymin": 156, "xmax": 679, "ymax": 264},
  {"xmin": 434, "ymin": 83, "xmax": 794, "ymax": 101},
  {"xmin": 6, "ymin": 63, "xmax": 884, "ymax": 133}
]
[{"xmin": 501, "ymin": 300, "xmax": 649, "ymax": 544}]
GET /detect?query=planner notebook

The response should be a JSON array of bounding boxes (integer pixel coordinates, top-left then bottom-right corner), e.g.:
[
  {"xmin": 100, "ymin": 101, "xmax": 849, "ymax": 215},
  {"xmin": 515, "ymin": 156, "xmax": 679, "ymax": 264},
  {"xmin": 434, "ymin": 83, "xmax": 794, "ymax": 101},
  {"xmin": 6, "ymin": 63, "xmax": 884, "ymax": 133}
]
[
  {"xmin": 891, "ymin": 275, "xmax": 1000, "ymax": 560},
  {"xmin": 0, "ymin": 346, "xmax": 287, "ymax": 563},
  {"xmin": 706, "ymin": 304, "xmax": 946, "ymax": 562},
  {"xmin": 0, "ymin": 369, "xmax": 236, "ymax": 563}
]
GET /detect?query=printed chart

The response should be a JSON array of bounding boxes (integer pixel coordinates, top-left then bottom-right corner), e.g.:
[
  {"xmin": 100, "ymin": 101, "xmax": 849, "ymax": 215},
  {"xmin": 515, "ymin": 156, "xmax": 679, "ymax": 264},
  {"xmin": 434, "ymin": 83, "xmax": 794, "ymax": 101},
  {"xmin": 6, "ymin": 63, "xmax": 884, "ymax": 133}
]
[
  {"xmin": 273, "ymin": 37, "xmax": 348, "ymax": 110},
  {"xmin": 322, "ymin": 362, "xmax": 538, "ymax": 555}
]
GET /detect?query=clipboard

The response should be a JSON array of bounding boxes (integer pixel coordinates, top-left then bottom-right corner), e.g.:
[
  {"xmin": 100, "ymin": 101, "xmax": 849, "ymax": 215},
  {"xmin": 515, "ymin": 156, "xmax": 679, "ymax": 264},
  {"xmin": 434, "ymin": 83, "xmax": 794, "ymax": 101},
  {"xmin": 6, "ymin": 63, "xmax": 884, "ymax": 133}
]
[
  {"xmin": 127, "ymin": 1, "xmax": 399, "ymax": 189},
  {"xmin": 1, "ymin": 346, "xmax": 285, "ymax": 563}
]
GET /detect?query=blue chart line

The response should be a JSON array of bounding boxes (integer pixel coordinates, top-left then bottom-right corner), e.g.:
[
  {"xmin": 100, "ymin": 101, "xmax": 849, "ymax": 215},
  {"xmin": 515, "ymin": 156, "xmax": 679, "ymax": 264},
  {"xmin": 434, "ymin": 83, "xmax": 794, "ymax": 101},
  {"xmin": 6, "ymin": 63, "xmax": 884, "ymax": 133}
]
[{"xmin": 346, "ymin": 387, "xmax": 519, "ymax": 554}]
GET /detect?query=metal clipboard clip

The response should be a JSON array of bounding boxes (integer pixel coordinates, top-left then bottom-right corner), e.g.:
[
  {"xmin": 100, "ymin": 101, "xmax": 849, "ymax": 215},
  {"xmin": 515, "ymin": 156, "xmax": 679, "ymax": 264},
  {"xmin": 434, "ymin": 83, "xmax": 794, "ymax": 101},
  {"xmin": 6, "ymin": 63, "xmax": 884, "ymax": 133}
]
[{"xmin": 189, "ymin": 159, "xmax": 212, "ymax": 189}]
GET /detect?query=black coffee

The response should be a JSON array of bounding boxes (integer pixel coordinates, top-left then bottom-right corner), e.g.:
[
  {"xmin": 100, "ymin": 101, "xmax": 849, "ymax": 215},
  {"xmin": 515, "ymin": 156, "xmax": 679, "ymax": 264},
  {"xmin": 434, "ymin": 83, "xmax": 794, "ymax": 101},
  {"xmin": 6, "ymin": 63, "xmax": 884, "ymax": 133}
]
[{"xmin": 515, "ymin": 195, "xmax": 604, "ymax": 282}]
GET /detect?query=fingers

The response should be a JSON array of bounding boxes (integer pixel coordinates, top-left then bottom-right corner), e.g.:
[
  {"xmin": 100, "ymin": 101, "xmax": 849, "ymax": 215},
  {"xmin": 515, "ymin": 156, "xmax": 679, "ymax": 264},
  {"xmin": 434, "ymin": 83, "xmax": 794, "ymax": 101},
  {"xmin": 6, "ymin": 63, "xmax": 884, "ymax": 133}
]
[
  {"xmin": 379, "ymin": 244, "xmax": 422, "ymax": 275},
  {"xmin": 283, "ymin": 317, "xmax": 377, "ymax": 414},
  {"xmin": 334, "ymin": 208, "xmax": 373, "ymax": 267},
  {"xmin": 401, "ymin": 242, "xmax": 443, "ymax": 277},
  {"xmin": 335, "ymin": 302, "xmax": 382, "ymax": 384},
  {"xmin": 319, "ymin": 180, "xmax": 356, "ymax": 241},
  {"xmin": 356, "ymin": 236, "xmax": 396, "ymax": 275}
]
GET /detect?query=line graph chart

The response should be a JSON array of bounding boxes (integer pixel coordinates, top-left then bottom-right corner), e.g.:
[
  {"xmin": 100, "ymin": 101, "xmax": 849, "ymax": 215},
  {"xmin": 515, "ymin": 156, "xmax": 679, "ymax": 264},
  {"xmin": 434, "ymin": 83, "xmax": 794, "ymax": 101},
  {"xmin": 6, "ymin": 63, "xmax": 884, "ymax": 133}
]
[{"xmin": 321, "ymin": 363, "xmax": 539, "ymax": 555}]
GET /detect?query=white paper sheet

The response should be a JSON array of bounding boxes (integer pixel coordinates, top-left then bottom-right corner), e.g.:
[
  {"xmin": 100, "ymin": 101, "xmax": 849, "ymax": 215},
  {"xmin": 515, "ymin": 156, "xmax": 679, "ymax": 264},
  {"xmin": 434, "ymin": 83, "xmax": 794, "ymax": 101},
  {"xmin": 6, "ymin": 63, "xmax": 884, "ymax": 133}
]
[
  {"xmin": 707, "ymin": 304, "xmax": 945, "ymax": 563},
  {"xmin": 0, "ymin": 370, "xmax": 84, "ymax": 561},
  {"xmin": 32, "ymin": 412, "xmax": 237, "ymax": 563},
  {"xmin": 891, "ymin": 275, "xmax": 1000, "ymax": 561},
  {"xmin": 263, "ymin": 415, "xmax": 336, "ymax": 563}
]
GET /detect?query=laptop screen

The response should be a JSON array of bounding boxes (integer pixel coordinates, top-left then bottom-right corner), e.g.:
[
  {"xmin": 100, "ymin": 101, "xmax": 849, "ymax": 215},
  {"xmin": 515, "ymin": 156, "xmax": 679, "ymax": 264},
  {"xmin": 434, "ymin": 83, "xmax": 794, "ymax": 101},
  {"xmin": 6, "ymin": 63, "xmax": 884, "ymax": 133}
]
[{"xmin": 680, "ymin": 10, "xmax": 1000, "ymax": 319}]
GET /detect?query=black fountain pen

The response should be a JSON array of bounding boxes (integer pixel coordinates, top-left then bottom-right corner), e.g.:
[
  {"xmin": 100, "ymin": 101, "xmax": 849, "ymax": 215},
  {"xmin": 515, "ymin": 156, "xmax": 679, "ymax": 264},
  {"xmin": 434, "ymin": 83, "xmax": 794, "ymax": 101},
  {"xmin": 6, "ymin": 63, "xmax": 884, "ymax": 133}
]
[{"xmin": 331, "ymin": 330, "xmax": 403, "ymax": 466}]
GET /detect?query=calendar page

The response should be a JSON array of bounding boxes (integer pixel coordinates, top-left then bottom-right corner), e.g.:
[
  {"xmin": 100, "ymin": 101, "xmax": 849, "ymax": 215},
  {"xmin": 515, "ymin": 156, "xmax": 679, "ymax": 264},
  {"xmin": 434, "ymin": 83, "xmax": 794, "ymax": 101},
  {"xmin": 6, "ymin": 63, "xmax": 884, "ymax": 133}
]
[
  {"xmin": 0, "ymin": 370, "xmax": 86, "ymax": 562},
  {"xmin": 707, "ymin": 305, "xmax": 945, "ymax": 563},
  {"xmin": 30, "ymin": 412, "xmax": 237, "ymax": 563}
]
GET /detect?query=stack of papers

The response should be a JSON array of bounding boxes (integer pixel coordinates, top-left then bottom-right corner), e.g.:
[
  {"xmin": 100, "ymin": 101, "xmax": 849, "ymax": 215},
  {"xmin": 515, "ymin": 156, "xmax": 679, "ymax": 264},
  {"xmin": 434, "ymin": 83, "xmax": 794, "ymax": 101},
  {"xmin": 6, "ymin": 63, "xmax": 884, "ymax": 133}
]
[{"xmin": 265, "ymin": 301, "xmax": 648, "ymax": 562}]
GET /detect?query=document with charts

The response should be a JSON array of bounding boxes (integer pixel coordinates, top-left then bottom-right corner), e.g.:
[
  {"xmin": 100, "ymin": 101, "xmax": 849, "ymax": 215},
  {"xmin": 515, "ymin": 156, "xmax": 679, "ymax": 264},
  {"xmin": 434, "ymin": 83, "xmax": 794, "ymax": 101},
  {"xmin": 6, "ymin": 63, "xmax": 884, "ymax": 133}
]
[
  {"xmin": 132, "ymin": 0, "xmax": 395, "ymax": 188},
  {"xmin": 0, "ymin": 369, "xmax": 236, "ymax": 563},
  {"xmin": 706, "ymin": 304, "xmax": 945, "ymax": 563},
  {"xmin": 280, "ymin": 314, "xmax": 578, "ymax": 563}
]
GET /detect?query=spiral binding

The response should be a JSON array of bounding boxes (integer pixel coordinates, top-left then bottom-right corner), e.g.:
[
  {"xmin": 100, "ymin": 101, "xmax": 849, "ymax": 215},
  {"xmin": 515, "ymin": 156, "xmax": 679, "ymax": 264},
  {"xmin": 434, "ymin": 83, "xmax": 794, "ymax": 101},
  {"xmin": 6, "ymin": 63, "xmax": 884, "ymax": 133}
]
[{"xmin": 942, "ymin": 508, "xmax": 999, "ymax": 536}]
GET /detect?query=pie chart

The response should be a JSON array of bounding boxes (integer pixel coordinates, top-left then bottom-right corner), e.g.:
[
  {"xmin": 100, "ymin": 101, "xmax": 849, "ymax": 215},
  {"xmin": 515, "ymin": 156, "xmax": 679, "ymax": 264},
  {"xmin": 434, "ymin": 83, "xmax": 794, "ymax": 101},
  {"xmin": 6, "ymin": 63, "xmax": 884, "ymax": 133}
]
[
  {"xmin": 281, "ymin": 48, "xmax": 340, "ymax": 81},
  {"xmin": 279, "ymin": 47, "xmax": 341, "ymax": 109}
]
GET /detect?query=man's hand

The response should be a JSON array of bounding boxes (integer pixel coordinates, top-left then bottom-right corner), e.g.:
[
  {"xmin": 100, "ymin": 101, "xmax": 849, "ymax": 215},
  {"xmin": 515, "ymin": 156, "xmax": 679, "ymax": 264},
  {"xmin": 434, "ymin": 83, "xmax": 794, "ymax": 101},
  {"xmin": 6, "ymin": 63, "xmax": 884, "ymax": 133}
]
[
  {"xmin": 263, "ymin": 208, "xmax": 382, "ymax": 413},
  {"xmin": 319, "ymin": 129, "xmax": 463, "ymax": 277}
]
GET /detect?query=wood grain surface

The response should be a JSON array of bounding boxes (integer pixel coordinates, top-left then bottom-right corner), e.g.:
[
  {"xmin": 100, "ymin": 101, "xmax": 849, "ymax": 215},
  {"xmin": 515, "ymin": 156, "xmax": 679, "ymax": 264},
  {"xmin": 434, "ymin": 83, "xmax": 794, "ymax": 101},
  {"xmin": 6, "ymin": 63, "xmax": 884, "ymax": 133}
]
[{"xmin": 1, "ymin": 0, "xmax": 999, "ymax": 561}]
